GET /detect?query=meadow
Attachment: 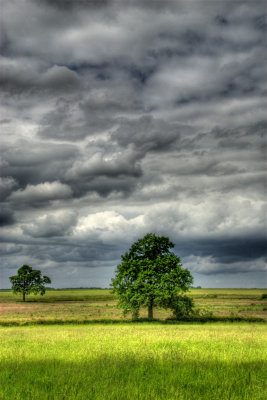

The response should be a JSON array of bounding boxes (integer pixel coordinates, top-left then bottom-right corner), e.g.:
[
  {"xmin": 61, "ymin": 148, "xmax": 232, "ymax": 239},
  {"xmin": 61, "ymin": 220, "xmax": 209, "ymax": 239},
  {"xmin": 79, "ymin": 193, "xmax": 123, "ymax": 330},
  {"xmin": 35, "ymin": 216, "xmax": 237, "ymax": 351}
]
[
  {"xmin": 0, "ymin": 289, "xmax": 266, "ymax": 399},
  {"xmin": 0, "ymin": 323, "xmax": 266, "ymax": 400},
  {"xmin": 0, "ymin": 288, "xmax": 266, "ymax": 325}
]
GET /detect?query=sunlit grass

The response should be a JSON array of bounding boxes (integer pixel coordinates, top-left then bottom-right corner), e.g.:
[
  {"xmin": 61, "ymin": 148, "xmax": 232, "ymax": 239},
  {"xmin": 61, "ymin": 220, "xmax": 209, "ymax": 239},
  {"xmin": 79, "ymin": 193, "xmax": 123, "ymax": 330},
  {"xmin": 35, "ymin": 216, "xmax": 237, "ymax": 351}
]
[{"xmin": 0, "ymin": 323, "xmax": 266, "ymax": 400}]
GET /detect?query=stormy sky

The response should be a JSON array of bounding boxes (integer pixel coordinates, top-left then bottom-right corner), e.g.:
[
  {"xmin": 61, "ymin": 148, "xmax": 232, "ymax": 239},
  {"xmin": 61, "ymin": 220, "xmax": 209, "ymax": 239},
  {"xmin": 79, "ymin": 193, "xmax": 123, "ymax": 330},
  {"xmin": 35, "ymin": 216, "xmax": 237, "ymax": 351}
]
[{"xmin": 0, "ymin": 0, "xmax": 266, "ymax": 289}]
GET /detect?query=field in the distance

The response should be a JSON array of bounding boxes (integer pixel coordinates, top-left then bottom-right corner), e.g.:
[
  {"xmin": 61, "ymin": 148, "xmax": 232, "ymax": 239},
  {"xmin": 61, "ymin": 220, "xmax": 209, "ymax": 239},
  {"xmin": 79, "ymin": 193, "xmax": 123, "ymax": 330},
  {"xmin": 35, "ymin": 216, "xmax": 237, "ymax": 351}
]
[{"xmin": 0, "ymin": 288, "xmax": 266, "ymax": 324}]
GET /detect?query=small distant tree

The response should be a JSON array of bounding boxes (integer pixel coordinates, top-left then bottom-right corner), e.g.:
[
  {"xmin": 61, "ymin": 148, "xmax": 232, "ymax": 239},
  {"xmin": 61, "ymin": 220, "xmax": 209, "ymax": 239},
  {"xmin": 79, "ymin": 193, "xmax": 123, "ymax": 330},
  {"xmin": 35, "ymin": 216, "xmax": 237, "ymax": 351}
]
[
  {"xmin": 111, "ymin": 233, "xmax": 194, "ymax": 319},
  {"xmin": 9, "ymin": 265, "xmax": 51, "ymax": 302}
]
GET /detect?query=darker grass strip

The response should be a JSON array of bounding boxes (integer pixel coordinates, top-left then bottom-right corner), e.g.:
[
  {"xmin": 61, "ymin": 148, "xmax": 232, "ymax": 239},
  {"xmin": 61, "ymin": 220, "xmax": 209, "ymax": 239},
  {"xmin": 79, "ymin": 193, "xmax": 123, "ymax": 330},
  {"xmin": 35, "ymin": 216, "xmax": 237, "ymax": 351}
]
[{"xmin": 0, "ymin": 315, "xmax": 265, "ymax": 327}]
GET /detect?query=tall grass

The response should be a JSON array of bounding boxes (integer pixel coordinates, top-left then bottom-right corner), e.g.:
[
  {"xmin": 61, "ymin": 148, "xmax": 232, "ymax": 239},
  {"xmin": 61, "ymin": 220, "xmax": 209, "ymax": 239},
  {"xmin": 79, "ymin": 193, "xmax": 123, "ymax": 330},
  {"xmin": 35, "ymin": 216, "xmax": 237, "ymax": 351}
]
[{"xmin": 0, "ymin": 323, "xmax": 266, "ymax": 400}]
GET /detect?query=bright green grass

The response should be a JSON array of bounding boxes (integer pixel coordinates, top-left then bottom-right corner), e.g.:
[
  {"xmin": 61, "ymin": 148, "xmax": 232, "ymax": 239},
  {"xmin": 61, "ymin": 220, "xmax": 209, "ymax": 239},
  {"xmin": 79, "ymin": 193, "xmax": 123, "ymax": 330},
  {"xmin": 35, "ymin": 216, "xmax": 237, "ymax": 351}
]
[{"xmin": 0, "ymin": 323, "xmax": 266, "ymax": 400}]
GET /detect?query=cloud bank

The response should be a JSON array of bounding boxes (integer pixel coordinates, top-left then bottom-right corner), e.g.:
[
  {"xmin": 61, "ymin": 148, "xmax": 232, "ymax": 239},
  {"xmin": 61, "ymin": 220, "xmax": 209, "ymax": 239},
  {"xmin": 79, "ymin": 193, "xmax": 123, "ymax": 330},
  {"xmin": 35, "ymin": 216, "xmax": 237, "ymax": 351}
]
[{"xmin": 0, "ymin": 0, "xmax": 266, "ymax": 288}]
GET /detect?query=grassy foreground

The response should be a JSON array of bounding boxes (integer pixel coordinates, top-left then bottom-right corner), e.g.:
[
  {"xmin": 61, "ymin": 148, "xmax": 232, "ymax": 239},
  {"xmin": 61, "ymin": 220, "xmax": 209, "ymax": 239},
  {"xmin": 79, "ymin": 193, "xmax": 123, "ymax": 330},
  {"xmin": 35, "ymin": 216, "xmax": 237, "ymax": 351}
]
[
  {"xmin": 0, "ymin": 323, "xmax": 266, "ymax": 400},
  {"xmin": 0, "ymin": 288, "xmax": 266, "ymax": 324}
]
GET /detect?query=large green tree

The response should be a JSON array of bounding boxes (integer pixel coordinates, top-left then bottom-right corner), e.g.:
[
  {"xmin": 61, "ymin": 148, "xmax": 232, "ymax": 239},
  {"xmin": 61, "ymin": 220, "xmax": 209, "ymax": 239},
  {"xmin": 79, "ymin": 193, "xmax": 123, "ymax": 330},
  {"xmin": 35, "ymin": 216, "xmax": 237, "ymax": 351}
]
[
  {"xmin": 9, "ymin": 265, "xmax": 51, "ymax": 302},
  {"xmin": 111, "ymin": 233, "xmax": 193, "ymax": 319}
]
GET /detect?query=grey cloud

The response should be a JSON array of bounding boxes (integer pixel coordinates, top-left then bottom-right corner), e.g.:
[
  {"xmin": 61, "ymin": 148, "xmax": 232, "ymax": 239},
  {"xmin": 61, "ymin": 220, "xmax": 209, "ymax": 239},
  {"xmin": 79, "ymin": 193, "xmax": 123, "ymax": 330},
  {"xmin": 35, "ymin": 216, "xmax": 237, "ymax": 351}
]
[
  {"xmin": 144, "ymin": 50, "xmax": 266, "ymax": 111},
  {"xmin": 66, "ymin": 153, "xmax": 143, "ymax": 197},
  {"xmin": 182, "ymin": 236, "xmax": 267, "ymax": 268},
  {"xmin": 188, "ymin": 257, "xmax": 266, "ymax": 276},
  {"xmin": 4, "ymin": 238, "xmax": 122, "ymax": 267},
  {"xmin": 0, "ymin": 208, "xmax": 15, "ymax": 226},
  {"xmin": 0, "ymin": 177, "xmax": 18, "ymax": 201},
  {"xmin": 73, "ymin": 175, "xmax": 141, "ymax": 198},
  {"xmin": 9, "ymin": 181, "xmax": 73, "ymax": 206},
  {"xmin": 152, "ymin": 120, "xmax": 267, "ymax": 180},
  {"xmin": 40, "ymin": 65, "xmax": 81, "ymax": 91},
  {"xmin": 66, "ymin": 150, "xmax": 142, "ymax": 181},
  {"xmin": 38, "ymin": 99, "xmax": 92, "ymax": 141},
  {"xmin": 112, "ymin": 116, "xmax": 192, "ymax": 153},
  {"xmin": 22, "ymin": 211, "xmax": 77, "ymax": 238},
  {"xmin": 39, "ymin": 97, "xmax": 117, "ymax": 141},
  {"xmin": 0, "ymin": 0, "xmax": 266, "ymax": 287},
  {"xmin": 0, "ymin": 243, "xmax": 22, "ymax": 256},
  {"xmin": 0, "ymin": 140, "xmax": 78, "ymax": 188},
  {"xmin": 37, "ymin": 244, "xmax": 120, "ymax": 264},
  {"xmin": 0, "ymin": 57, "xmax": 81, "ymax": 94},
  {"xmin": 37, "ymin": 69, "xmax": 143, "ymax": 141},
  {"xmin": 38, "ymin": 0, "xmax": 111, "ymax": 10},
  {"xmin": 0, "ymin": 0, "xmax": 250, "ymax": 66},
  {"xmin": 213, "ymin": 120, "xmax": 267, "ymax": 143},
  {"xmin": 2, "ymin": 1, "xmax": 265, "ymax": 65}
]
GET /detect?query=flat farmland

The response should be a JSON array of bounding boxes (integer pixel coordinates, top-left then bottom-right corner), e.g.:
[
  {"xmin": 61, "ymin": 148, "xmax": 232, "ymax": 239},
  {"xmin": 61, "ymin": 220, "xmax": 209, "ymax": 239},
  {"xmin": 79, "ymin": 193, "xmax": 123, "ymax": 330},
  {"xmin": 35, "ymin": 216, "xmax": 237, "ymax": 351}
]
[{"xmin": 0, "ymin": 288, "xmax": 266, "ymax": 325}]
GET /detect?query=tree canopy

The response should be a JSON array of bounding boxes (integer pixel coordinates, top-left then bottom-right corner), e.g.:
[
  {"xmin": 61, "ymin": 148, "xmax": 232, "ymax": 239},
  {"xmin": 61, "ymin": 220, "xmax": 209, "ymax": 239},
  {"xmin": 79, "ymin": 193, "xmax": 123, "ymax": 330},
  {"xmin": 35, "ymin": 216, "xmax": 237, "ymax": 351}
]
[
  {"xmin": 9, "ymin": 265, "xmax": 51, "ymax": 302},
  {"xmin": 111, "ymin": 233, "xmax": 193, "ymax": 319}
]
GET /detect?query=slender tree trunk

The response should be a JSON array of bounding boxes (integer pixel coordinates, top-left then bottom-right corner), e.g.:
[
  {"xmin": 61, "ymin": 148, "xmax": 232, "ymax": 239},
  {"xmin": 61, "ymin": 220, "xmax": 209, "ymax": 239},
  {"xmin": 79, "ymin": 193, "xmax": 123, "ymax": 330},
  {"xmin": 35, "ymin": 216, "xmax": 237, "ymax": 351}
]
[
  {"xmin": 23, "ymin": 292, "xmax": 26, "ymax": 302},
  {"xmin": 148, "ymin": 299, "xmax": 154, "ymax": 319}
]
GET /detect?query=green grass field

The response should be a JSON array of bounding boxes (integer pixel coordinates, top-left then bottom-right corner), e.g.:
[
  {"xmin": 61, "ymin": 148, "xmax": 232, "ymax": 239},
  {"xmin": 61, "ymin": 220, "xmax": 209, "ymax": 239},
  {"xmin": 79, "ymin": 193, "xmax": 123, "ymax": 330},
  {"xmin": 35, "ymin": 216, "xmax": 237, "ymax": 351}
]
[
  {"xmin": 0, "ymin": 288, "xmax": 266, "ymax": 325},
  {"xmin": 0, "ymin": 289, "xmax": 266, "ymax": 399},
  {"xmin": 0, "ymin": 323, "xmax": 266, "ymax": 400}
]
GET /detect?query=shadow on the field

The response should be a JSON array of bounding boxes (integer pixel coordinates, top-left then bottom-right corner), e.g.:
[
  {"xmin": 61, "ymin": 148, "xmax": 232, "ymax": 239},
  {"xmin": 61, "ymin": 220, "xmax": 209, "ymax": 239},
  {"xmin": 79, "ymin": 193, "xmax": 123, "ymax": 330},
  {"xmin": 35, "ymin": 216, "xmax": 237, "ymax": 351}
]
[
  {"xmin": 1, "ymin": 357, "xmax": 266, "ymax": 400},
  {"xmin": 0, "ymin": 314, "xmax": 265, "ymax": 327}
]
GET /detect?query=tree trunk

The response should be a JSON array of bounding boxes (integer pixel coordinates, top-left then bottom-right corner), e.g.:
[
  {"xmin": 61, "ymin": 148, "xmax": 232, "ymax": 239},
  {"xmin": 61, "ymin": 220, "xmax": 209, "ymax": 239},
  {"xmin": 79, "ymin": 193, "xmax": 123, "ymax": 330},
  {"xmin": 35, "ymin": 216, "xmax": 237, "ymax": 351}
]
[
  {"xmin": 148, "ymin": 300, "xmax": 153, "ymax": 319},
  {"xmin": 23, "ymin": 292, "xmax": 26, "ymax": 302}
]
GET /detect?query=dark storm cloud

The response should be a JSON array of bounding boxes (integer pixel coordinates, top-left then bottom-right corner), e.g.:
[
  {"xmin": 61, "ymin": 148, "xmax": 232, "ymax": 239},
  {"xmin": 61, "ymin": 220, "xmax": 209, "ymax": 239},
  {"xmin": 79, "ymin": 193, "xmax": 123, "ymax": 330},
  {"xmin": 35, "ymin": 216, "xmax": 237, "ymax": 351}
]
[
  {"xmin": 112, "ymin": 116, "xmax": 193, "ymax": 154},
  {"xmin": 0, "ymin": 59, "xmax": 81, "ymax": 94},
  {"xmin": 66, "ymin": 157, "xmax": 143, "ymax": 198},
  {"xmin": 32, "ymin": 242, "xmax": 121, "ymax": 265},
  {"xmin": 180, "ymin": 236, "xmax": 267, "ymax": 267},
  {"xmin": 0, "ymin": 209, "xmax": 15, "ymax": 227},
  {"xmin": 3, "ymin": 0, "xmax": 263, "ymax": 67},
  {"xmin": 0, "ymin": 177, "xmax": 17, "ymax": 202},
  {"xmin": 76, "ymin": 176, "xmax": 140, "ymax": 198},
  {"xmin": 0, "ymin": 0, "xmax": 266, "ymax": 288},
  {"xmin": 38, "ymin": 0, "xmax": 111, "ymax": 10},
  {"xmin": 0, "ymin": 140, "xmax": 78, "ymax": 189}
]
